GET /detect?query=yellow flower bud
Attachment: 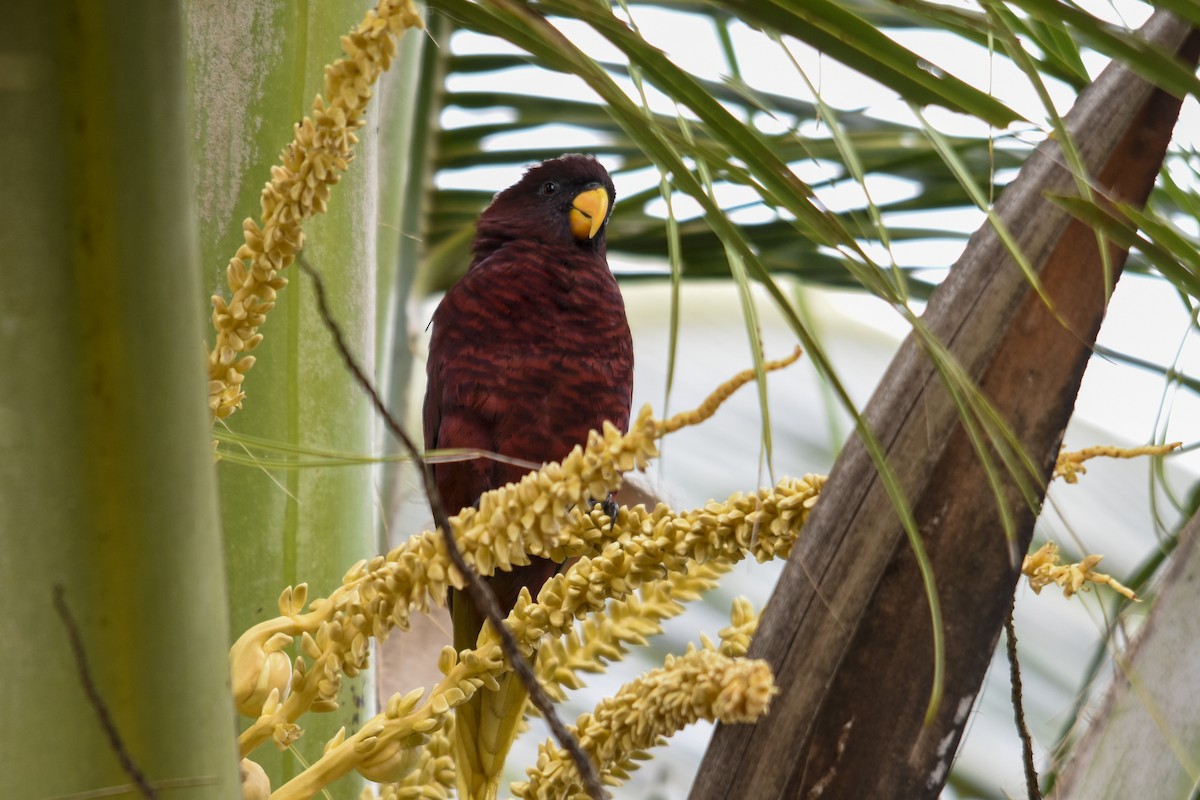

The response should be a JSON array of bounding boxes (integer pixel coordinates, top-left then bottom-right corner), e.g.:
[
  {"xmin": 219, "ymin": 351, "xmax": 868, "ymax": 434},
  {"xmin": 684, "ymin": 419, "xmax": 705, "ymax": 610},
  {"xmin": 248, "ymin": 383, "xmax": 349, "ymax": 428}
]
[
  {"xmin": 239, "ymin": 758, "xmax": 270, "ymax": 800},
  {"xmin": 356, "ymin": 737, "xmax": 422, "ymax": 783},
  {"xmin": 230, "ymin": 636, "xmax": 293, "ymax": 717}
]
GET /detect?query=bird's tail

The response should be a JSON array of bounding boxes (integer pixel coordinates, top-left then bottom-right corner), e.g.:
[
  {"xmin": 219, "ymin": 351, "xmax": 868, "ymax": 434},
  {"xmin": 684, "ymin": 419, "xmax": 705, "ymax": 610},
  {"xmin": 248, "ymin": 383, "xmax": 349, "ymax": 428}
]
[{"xmin": 451, "ymin": 587, "xmax": 532, "ymax": 800}]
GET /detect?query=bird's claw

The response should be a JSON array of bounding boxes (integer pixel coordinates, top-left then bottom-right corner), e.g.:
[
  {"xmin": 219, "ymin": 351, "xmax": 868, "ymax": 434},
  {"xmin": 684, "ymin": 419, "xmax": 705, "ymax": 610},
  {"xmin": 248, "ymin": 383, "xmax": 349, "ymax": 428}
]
[{"xmin": 596, "ymin": 494, "xmax": 619, "ymax": 533}]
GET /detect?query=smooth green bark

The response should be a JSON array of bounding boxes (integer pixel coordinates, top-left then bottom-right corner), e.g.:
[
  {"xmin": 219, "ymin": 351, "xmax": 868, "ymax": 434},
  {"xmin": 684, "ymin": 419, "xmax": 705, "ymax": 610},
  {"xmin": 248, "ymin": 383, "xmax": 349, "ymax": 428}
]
[{"xmin": 0, "ymin": 3, "xmax": 239, "ymax": 797}]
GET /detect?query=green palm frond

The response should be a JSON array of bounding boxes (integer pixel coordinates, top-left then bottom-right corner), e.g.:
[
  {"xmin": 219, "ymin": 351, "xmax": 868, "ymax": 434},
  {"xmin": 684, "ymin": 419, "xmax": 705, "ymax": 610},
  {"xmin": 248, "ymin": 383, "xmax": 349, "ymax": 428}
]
[
  {"xmin": 382, "ymin": 2, "xmax": 1200, "ymax": 797},
  {"xmin": 418, "ymin": 1, "xmax": 1035, "ymax": 295}
]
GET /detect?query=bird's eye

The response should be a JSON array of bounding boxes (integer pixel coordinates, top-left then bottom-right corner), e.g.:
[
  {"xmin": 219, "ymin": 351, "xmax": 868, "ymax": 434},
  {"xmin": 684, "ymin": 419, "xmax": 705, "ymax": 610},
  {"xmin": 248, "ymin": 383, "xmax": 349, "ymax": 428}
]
[{"xmin": 540, "ymin": 181, "xmax": 558, "ymax": 196}]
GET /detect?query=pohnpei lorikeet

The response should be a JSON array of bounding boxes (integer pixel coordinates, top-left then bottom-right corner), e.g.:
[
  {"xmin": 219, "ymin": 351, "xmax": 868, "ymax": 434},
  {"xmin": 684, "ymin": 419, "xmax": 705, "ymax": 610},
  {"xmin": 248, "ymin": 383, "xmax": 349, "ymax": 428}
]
[{"xmin": 423, "ymin": 154, "xmax": 633, "ymax": 797}]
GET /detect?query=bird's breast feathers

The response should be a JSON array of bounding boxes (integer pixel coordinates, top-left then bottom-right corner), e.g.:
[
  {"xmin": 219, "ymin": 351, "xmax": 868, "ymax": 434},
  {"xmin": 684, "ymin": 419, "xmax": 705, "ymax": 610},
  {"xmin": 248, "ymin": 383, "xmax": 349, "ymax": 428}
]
[{"xmin": 438, "ymin": 244, "xmax": 626, "ymax": 343}]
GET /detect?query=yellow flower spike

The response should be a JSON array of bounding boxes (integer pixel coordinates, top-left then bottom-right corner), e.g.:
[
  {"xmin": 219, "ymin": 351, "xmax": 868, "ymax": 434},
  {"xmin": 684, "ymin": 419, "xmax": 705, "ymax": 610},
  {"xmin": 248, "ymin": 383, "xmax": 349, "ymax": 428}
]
[
  {"xmin": 235, "ymin": 688, "xmax": 289, "ymax": 757},
  {"xmin": 207, "ymin": 0, "xmax": 424, "ymax": 420},
  {"xmin": 283, "ymin": 699, "xmax": 428, "ymax": 791},
  {"xmin": 1054, "ymin": 442, "xmax": 1181, "ymax": 483},
  {"xmin": 1022, "ymin": 541, "xmax": 1139, "ymax": 601},
  {"xmin": 657, "ymin": 347, "xmax": 803, "ymax": 436},
  {"xmin": 513, "ymin": 648, "xmax": 778, "ymax": 799},
  {"xmin": 238, "ymin": 650, "xmax": 333, "ymax": 755},
  {"xmin": 271, "ymin": 637, "xmax": 504, "ymax": 798}
]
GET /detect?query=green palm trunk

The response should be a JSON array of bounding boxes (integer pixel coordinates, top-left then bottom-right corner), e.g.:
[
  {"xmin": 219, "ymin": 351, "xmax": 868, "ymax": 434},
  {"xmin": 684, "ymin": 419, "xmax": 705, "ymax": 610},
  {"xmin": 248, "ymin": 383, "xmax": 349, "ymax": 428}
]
[{"xmin": 1, "ymin": 3, "xmax": 240, "ymax": 797}]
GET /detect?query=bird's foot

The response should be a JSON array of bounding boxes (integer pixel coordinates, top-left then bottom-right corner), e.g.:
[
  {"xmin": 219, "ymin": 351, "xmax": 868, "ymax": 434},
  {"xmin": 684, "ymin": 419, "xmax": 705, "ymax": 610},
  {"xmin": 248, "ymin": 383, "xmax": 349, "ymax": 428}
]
[{"xmin": 594, "ymin": 494, "xmax": 620, "ymax": 533}]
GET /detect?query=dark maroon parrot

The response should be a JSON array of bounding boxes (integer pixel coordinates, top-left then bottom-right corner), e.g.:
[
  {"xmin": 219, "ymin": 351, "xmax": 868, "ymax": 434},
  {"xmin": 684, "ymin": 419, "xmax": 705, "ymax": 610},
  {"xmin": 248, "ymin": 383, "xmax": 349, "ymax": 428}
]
[{"xmin": 423, "ymin": 153, "xmax": 633, "ymax": 646}]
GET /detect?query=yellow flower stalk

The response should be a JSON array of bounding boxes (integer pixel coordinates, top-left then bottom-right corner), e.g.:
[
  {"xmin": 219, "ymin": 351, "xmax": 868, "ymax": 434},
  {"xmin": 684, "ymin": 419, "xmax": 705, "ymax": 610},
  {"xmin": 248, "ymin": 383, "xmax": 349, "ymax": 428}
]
[
  {"xmin": 520, "ymin": 593, "xmax": 765, "ymax": 796},
  {"xmin": 206, "ymin": 0, "xmax": 423, "ymax": 419},
  {"xmin": 657, "ymin": 348, "xmax": 803, "ymax": 436},
  {"xmin": 1053, "ymin": 442, "xmax": 1180, "ymax": 484},
  {"xmin": 1022, "ymin": 541, "xmax": 1138, "ymax": 600},
  {"xmin": 269, "ymin": 646, "xmax": 501, "ymax": 800},
  {"xmin": 512, "ymin": 645, "xmax": 778, "ymax": 800}
]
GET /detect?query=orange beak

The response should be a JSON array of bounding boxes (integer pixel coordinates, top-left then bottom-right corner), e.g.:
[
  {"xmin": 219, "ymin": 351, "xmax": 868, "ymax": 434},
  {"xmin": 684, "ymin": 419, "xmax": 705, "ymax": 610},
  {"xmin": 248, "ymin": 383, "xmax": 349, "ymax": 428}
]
[{"xmin": 568, "ymin": 186, "xmax": 609, "ymax": 241}]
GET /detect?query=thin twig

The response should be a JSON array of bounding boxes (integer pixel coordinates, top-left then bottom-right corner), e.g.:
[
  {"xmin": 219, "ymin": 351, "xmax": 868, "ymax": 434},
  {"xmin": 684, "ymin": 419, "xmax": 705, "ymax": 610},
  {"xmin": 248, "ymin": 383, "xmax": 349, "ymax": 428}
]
[
  {"xmin": 53, "ymin": 585, "xmax": 158, "ymax": 800},
  {"xmin": 1005, "ymin": 601, "xmax": 1041, "ymax": 800},
  {"xmin": 299, "ymin": 257, "xmax": 604, "ymax": 800}
]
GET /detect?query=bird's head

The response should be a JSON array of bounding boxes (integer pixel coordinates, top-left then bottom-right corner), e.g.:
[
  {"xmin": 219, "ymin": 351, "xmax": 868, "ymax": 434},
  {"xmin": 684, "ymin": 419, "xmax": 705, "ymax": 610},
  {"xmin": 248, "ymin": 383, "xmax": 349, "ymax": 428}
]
[{"xmin": 472, "ymin": 154, "xmax": 617, "ymax": 259}]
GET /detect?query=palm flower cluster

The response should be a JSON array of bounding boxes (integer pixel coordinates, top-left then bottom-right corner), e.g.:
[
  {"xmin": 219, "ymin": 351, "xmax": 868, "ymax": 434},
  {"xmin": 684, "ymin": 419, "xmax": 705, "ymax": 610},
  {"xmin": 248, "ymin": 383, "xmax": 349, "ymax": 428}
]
[
  {"xmin": 1022, "ymin": 542, "xmax": 1137, "ymax": 601},
  {"xmin": 207, "ymin": 0, "xmax": 422, "ymax": 419},
  {"xmin": 232, "ymin": 380, "xmax": 823, "ymax": 797},
  {"xmin": 232, "ymin": 406, "xmax": 663, "ymax": 756},
  {"xmin": 534, "ymin": 560, "xmax": 734, "ymax": 703},
  {"xmin": 1021, "ymin": 440, "xmax": 1181, "ymax": 601},
  {"xmin": 246, "ymin": 464, "xmax": 821, "ymax": 798},
  {"xmin": 513, "ymin": 646, "xmax": 776, "ymax": 800}
]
